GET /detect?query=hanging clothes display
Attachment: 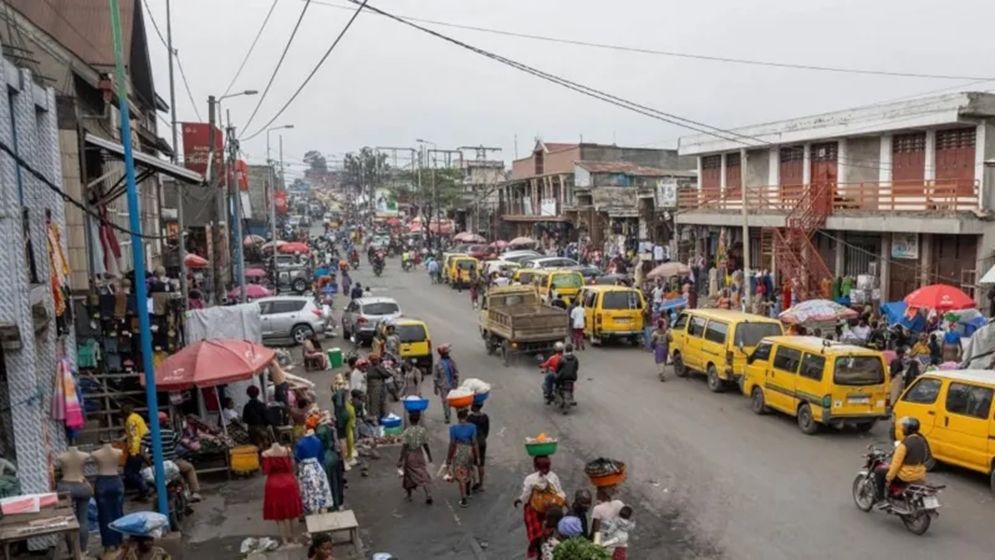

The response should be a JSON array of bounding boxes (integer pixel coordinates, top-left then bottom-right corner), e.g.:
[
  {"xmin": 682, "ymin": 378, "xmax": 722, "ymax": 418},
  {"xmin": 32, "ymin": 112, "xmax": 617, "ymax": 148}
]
[
  {"xmin": 46, "ymin": 221, "xmax": 70, "ymax": 317},
  {"xmin": 52, "ymin": 358, "xmax": 85, "ymax": 438}
]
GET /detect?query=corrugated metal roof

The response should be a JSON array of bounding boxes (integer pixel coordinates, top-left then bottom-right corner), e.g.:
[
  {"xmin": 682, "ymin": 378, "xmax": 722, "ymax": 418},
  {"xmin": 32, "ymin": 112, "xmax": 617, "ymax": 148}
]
[
  {"xmin": 9, "ymin": 0, "xmax": 135, "ymax": 67},
  {"xmin": 575, "ymin": 160, "xmax": 685, "ymax": 176}
]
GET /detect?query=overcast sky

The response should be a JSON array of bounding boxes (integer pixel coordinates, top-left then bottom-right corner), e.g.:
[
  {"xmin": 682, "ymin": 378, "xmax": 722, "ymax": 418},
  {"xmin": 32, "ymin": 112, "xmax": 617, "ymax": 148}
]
[{"xmin": 146, "ymin": 0, "xmax": 995, "ymax": 177}]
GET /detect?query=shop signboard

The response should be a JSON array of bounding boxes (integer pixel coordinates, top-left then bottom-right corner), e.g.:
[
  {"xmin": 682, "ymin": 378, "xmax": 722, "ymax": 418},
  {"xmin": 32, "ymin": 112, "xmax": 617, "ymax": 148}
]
[
  {"xmin": 891, "ymin": 233, "xmax": 918, "ymax": 260},
  {"xmin": 655, "ymin": 177, "xmax": 678, "ymax": 208}
]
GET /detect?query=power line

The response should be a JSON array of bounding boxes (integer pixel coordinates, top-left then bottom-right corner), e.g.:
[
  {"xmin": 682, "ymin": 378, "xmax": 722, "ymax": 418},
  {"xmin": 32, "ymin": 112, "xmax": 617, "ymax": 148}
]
[
  {"xmin": 222, "ymin": 0, "xmax": 280, "ymax": 97},
  {"xmin": 241, "ymin": 0, "xmax": 368, "ymax": 141},
  {"xmin": 142, "ymin": 0, "xmax": 202, "ymax": 121},
  {"xmin": 241, "ymin": 0, "xmax": 313, "ymax": 134},
  {"xmin": 309, "ymin": 0, "xmax": 993, "ymax": 82},
  {"xmin": 0, "ymin": 136, "xmax": 169, "ymax": 241}
]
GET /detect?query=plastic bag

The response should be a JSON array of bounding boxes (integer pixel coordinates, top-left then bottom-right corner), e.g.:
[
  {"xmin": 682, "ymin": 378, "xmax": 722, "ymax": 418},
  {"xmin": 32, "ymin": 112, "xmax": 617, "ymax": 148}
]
[
  {"xmin": 460, "ymin": 378, "xmax": 491, "ymax": 394},
  {"xmin": 140, "ymin": 460, "xmax": 180, "ymax": 485},
  {"xmin": 109, "ymin": 511, "xmax": 169, "ymax": 538}
]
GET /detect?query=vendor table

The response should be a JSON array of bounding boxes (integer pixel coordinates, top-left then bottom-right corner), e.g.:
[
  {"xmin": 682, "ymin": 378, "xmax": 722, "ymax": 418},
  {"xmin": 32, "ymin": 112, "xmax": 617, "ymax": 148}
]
[
  {"xmin": 0, "ymin": 496, "xmax": 82, "ymax": 560},
  {"xmin": 305, "ymin": 509, "xmax": 362, "ymax": 555}
]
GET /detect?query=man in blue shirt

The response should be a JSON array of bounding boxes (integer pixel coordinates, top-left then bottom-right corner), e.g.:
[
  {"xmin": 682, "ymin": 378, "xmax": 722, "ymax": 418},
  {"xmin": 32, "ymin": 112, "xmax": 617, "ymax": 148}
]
[{"xmin": 433, "ymin": 344, "xmax": 459, "ymax": 423}]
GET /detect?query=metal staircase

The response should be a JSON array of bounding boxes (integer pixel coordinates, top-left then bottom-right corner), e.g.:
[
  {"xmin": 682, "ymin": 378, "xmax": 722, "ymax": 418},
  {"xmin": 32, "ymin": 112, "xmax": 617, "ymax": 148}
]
[{"xmin": 771, "ymin": 182, "xmax": 833, "ymax": 301}]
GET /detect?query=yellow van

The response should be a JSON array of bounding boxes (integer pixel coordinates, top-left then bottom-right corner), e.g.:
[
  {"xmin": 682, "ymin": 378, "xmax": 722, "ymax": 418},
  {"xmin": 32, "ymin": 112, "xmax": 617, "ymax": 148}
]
[
  {"xmin": 448, "ymin": 256, "xmax": 480, "ymax": 289},
  {"xmin": 577, "ymin": 285, "xmax": 645, "ymax": 345},
  {"xmin": 742, "ymin": 336, "xmax": 890, "ymax": 434},
  {"xmin": 513, "ymin": 268, "xmax": 541, "ymax": 286},
  {"xmin": 441, "ymin": 252, "xmax": 469, "ymax": 284},
  {"xmin": 892, "ymin": 370, "xmax": 995, "ymax": 488},
  {"xmin": 394, "ymin": 318, "xmax": 433, "ymax": 371},
  {"xmin": 535, "ymin": 268, "xmax": 585, "ymax": 305},
  {"xmin": 669, "ymin": 309, "xmax": 783, "ymax": 392}
]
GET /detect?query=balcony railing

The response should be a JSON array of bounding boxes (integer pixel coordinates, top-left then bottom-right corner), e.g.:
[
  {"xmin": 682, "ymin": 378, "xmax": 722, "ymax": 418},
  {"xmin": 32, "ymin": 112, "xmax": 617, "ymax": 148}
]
[{"xmin": 677, "ymin": 180, "xmax": 979, "ymax": 213}]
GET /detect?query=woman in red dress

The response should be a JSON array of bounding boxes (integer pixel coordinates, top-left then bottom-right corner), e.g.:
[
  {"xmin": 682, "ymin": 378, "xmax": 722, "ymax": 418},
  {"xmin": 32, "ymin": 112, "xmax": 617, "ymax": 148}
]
[{"xmin": 262, "ymin": 443, "xmax": 304, "ymax": 545}]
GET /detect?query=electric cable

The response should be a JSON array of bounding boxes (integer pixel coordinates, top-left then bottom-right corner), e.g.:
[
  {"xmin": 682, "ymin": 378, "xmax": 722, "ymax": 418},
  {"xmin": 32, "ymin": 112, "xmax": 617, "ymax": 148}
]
[
  {"xmin": 222, "ymin": 0, "xmax": 281, "ymax": 97},
  {"xmin": 241, "ymin": 0, "xmax": 313, "ymax": 134},
  {"xmin": 143, "ymin": 0, "xmax": 203, "ymax": 121},
  {"xmin": 241, "ymin": 0, "xmax": 368, "ymax": 141}
]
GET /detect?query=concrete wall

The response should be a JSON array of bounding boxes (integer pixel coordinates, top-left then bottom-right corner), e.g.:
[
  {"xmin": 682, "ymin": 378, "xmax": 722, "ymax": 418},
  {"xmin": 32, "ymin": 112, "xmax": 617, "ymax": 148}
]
[
  {"xmin": 511, "ymin": 157, "xmax": 533, "ymax": 180},
  {"xmin": 247, "ymin": 164, "xmax": 271, "ymax": 219},
  {"xmin": 843, "ymin": 136, "xmax": 881, "ymax": 184},
  {"xmin": 745, "ymin": 149, "xmax": 769, "ymax": 187},
  {"xmin": 984, "ymin": 121, "xmax": 995, "ymax": 211},
  {"xmin": 544, "ymin": 146, "xmax": 582, "ymax": 176}
]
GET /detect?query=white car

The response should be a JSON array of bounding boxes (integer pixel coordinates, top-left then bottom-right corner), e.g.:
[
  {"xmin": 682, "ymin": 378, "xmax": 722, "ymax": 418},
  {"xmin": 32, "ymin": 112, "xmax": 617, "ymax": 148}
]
[
  {"xmin": 522, "ymin": 256, "xmax": 580, "ymax": 269},
  {"xmin": 500, "ymin": 250, "xmax": 541, "ymax": 264}
]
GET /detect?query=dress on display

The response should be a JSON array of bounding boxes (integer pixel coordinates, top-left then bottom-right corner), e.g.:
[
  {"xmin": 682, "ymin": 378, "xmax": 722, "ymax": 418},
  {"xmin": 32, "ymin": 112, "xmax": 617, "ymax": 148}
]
[{"xmin": 262, "ymin": 455, "xmax": 304, "ymax": 520}]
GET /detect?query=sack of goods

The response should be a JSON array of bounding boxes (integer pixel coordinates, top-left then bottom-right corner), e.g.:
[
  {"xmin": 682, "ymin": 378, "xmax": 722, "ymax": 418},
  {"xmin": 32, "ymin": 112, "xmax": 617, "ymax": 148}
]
[{"xmin": 585, "ymin": 457, "xmax": 626, "ymax": 487}]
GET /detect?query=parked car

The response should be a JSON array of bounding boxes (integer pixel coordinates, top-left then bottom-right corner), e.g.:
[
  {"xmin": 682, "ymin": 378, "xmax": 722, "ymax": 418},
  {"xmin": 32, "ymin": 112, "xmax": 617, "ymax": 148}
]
[
  {"xmin": 342, "ymin": 297, "xmax": 403, "ymax": 345},
  {"xmin": 500, "ymin": 250, "xmax": 541, "ymax": 264},
  {"xmin": 257, "ymin": 296, "xmax": 326, "ymax": 344},
  {"xmin": 275, "ymin": 265, "xmax": 311, "ymax": 294},
  {"xmin": 522, "ymin": 256, "xmax": 580, "ymax": 269}
]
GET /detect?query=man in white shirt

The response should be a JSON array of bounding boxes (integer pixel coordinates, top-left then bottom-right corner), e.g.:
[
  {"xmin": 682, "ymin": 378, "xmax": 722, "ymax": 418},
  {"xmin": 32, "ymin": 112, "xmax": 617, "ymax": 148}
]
[
  {"xmin": 569, "ymin": 302, "xmax": 586, "ymax": 350},
  {"xmin": 651, "ymin": 280, "xmax": 665, "ymax": 305}
]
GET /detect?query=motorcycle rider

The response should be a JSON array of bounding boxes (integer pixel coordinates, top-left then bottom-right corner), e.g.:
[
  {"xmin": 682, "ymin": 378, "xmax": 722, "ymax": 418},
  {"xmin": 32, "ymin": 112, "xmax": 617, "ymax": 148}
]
[
  {"xmin": 540, "ymin": 342, "xmax": 565, "ymax": 403},
  {"xmin": 553, "ymin": 343, "xmax": 580, "ymax": 403},
  {"xmin": 401, "ymin": 249, "xmax": 412, "ymax": 271},
  {"xmin": 876, "ymin": 416, "xmax": 928, "ymax": 502},
  {"xmin": 350, "ymin": 282, "xmax": 364, "ymax": 300}
]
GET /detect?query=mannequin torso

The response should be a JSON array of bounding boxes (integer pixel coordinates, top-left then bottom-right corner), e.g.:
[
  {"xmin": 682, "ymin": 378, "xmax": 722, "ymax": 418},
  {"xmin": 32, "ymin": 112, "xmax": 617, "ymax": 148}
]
[
  {"xmin": 57, "ymin": 447, "xmax": 90, "ymax": 483},
  {"xmin": 92, "ymin": 444, "xmax": 123, "ymax": 476}
]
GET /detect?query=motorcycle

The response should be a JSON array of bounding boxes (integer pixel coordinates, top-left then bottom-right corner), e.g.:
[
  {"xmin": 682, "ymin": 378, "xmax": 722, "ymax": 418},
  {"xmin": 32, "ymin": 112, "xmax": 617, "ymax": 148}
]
[
  {"xmin": 401, "ymin": 259, "xmax": 412, "ymax": 272},
  {"xmin": 851, "ymin": 443, "xmax": 943, "ymax": 535},
  {"xmin": 142, "ymin": 461, "xmax": 191, "ymax": 531},
  {"xmin": 373, "ymin": 261, "xmax": 384, "ymax": 277},
  {"xmin": 349, "ymin": 251, "xmax": 360, "ymax": 270},
  {"xmin": 553, "ymin": 381, "xmax": 575, "ymax": 415}
]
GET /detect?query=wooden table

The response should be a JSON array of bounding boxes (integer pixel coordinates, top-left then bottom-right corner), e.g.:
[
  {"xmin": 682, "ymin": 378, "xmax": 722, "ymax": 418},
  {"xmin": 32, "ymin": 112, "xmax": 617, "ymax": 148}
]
[
  {"xmin": 0, "ymin": 497, "xmax": 82, "ymax": 560},
  {"xmin": 305, "ymin": 509, "xmax": 362, "ymax": 555}
]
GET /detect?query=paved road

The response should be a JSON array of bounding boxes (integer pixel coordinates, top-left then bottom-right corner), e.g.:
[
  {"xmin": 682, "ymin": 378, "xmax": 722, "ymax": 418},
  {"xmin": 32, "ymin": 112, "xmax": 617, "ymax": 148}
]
[{"xmin": 337, "ymin": 254, "xmax": 995, "ymax": 559}]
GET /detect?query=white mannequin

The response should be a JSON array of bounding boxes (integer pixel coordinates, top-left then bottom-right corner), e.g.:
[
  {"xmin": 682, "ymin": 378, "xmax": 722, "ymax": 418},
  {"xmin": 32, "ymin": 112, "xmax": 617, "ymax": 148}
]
[
  {"xmin": 57, "ymin": 446, "xmax": 90, "ymax": 483},
  {"xmin": 91, "ymin": 443, "xmax": 122, "ymax": 476}
]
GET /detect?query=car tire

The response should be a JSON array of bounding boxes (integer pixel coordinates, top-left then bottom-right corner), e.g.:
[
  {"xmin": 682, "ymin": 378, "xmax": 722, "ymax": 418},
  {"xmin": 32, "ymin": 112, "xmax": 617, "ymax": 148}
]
[
  {"xmin": 750, "ymin": 387, "xmax": 767, "ymax": 415},
  {"xmin": 854, "ymin": 421, "xmax": 876, "ymax": 433},
  {"xmin": 990, "ymin": 465, "xmax": 995, "ymax": 494},
  {"xmin": 797, "ymin": 403, "xmax": 820, "ymax": 435},
  {"xmin": 706, "ymin": 364, "xmax": 725, "ymax": 393},
  {"xmin": 292, "ymin": 278, "xmax": 308, "ymax": 293},
  {"xmin": 291, "ymin": 324, "xmax": 313, "ymax": 345},
  {"xmin": 673, "ymin": 354, "xmax": 687, "ymax": 378}
]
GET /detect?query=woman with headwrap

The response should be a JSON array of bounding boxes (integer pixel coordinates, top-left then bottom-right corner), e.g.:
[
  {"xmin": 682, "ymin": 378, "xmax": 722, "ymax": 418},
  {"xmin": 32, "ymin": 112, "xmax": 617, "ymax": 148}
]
[
  {"xmin": 514, "ymin": 455, "xmax": 567, "ymax": 558},
  {"xmin": 397, "ymin": 410, "xmax": 434, "ymax": 504},
  {"xmin": 543, "ymin": 515, "xmax": 585, "ymax": 559},
  {"xmin": 365, "ymin": 354, "xmax": 388, "ymax": 422},
  {"xmin": 294, "ymin": 415, "xmax": 335, "ymax": 513}
]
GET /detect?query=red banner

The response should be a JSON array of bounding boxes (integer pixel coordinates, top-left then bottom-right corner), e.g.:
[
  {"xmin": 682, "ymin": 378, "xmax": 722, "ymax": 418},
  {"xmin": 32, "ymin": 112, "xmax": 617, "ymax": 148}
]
[
  {"xmin": 235, "ymin": 160, "xmax": 249, "ymax": 192},
  {"xmin": 275, "ymin": 190, "xmax": 288, "ymax": 215},
  {"xmin": 181, "ymin": 122, "xmax": 224, "ymax": 184}
]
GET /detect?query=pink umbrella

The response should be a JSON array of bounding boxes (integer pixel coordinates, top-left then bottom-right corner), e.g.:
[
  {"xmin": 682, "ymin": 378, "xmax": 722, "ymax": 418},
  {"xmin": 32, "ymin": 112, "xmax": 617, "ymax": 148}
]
[
  {"xmin": 244, "ymin": 267, "xmax": 267, "ymax": 278},
  {"xmin": 490, "ymin": 240, "xmax": 509, "ymax": 249},
  {"xmin": 509, "ymin": 236, "xmax": 536, "ymax": 246},
  {"xmin": 184, "ymin": 253, "xmax": 209, "ymax": 269},
  {"xmin": 228, "ymin": 284, "xmax": 271, "ymax": 300},
  {"xmin": 278, "ymin": 242, "xmax": 310, "ymax": 254}
]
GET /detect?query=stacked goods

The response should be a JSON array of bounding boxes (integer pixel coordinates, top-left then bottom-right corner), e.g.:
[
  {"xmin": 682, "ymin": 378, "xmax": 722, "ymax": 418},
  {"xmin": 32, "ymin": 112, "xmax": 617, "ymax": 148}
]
[
  {"xmin": 460, "ymin": 378, "xmax": 492, "ymax": 405},
  {"xmin": 524, "ymin": 433, "xmax": 558, "ymax": 456},
  {"xmin": 585, "ymin": 457, "xmax": 626, "ymax": 487}
]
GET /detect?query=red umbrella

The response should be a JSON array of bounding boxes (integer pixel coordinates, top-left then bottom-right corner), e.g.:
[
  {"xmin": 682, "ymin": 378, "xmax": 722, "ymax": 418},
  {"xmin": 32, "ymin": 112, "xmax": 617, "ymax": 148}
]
[
  {"xmin": 184, "ymin": 253, "xmax": 209, "ymax": 269},
  {"xmin": 904, "ymin": 284, "xmax": 975, "ymax": 312},
  {"xmin": 228, "ymin": 284, "xmax": 271, "ymax": 300},
  {"xmin": 244, "ymin": 267, "xmax": 267, "ymax": 278},
  {"xmin": 153, "ymin": 339, "xmax": 275, "ymax": 391},
  {"xmin": 278, "ymin": 242, "xmax": 310, "ymax": 254}
]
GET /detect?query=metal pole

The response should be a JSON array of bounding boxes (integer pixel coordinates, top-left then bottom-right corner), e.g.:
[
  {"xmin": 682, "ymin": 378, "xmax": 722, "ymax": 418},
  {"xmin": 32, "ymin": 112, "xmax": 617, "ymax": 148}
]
[
  {"xmin": 228, "ymin": 116, "xmax": 246, "ymax": 303},
  {"xmin": 165, "ymin": 0, "xmax": 188, "ymax": 309},
  {"xmin": 740, "ymin": 148, "xmax": 751, "ymax": 310},
  {"xmin": 206, "ymin": 96, "xmax": 220, "ymax": 304},
  {"xmin": 109, "ymin": 0, "xmax": 168, "ymax": 516},
  {"xmin": 267, "ymin": 132, "xmax": 277, "ymax": 289}
]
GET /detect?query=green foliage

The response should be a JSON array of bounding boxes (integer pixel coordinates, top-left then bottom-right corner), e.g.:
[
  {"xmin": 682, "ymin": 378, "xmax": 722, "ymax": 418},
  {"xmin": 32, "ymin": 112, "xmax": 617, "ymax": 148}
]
[
  {"xmin": 552, "ymin": 538, "xmax": 612, "ymax": 560},
  {"xmin": 303, "ymin": 150, "xmax": 327, "ymax": 174}
]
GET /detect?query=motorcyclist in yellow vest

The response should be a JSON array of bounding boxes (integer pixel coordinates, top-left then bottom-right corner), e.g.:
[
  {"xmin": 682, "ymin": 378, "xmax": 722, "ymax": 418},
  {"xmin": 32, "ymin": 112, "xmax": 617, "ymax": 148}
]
[{"xmin": 877, "ymin": 416, "xmax": 928, "ymax": 501}]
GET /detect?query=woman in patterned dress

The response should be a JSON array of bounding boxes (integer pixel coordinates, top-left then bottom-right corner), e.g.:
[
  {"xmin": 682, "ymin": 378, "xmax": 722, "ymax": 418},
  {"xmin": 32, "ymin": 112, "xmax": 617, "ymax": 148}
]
[
  {"xmin": 397, "ymin": 410, "xmax": 433, "ymax": 504},
  {"xmin": 445, "ymin": 408, "xmax": 478, "ymax": 508},
  {"xmin": 293, "ymin": 416, "xmax": 335, "ymax": 513}
]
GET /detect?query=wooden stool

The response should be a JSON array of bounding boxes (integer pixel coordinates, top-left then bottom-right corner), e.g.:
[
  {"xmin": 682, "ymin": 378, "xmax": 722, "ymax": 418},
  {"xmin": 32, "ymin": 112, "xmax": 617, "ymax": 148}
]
[{"xmin": 305, "ymin": 510, "xmax": 362, "ymax": 555}]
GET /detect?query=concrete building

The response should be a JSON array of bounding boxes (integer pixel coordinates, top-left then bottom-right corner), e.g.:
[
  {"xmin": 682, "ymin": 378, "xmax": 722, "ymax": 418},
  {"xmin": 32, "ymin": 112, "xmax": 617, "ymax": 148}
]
[
  {"xmin": 676, "ymin": 92, "xmax": 995, "ymax": 302},
  {"xmin": 3, "ymin": 0, "xmax": 187, "ymax": 292},
  {"xmin": 497, "ymin": 140, "xmax": 695, "ymax": 251}
]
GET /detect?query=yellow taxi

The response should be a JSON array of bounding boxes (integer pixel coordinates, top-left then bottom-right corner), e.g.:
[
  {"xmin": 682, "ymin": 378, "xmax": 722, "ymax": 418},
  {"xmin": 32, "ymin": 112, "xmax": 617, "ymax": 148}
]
[
  {"xmin": 448, "ymin": 256, "xmax": 480, "ymax": 289},
  {"xmin": 512, "ymin": 268, "xmax": 541, "ymax": 286},
  {"xmin": 441, "ymin": 252, "xmax": 469, "ymax": 284},
  {"xmin": 533, "ymin": 268, "xmax": 585, "ymax": 305},
  {"xmin": 669, "ymin": 309, "xmax": 783, "ymax": 392},
  {"xmin": 893, "ymin": 369, "xmax": 995, "ymax": 489},
  {"xmin": 577, "ymin": 285, "xmax": 645, "ymax": 345},
  {"xmin": 742, "ymin": 336, "xmax": 890, "ymax": 434}
]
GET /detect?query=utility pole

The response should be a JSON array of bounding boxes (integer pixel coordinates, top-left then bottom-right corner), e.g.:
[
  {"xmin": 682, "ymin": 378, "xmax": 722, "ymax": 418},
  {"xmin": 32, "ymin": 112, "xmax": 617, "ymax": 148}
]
[
  {"xmin": 165, "ymin": 0, "xmax": 187, "ymax": 309},
  {"xmin": 109, "ymin": 0, "xmax": 168, "ymax": 516},
  {"xmin": 227, "ymin": 112, "xmax": 246, "ymax": 303},
  {"xmin": 206, "ymin": 96, "xmax": 222, "ymax": 304},
  {"xmin": 457, "ymin": 146, "xmax": 503, "ymax": 233},
  {"xmin": 740, "ymin": 148, "xmax": 751, "ymax": 310},
  {"xmin": 279, "ymin": 135, "xmax": 285, "ymax": 218}
]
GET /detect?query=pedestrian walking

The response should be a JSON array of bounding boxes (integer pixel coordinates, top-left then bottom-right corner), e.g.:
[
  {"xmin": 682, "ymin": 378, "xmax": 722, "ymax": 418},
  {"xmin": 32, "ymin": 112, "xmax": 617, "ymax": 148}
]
[
  {"xmin": 514, "ymin": 455, "xmax": 567, "ymax": 558},
  {"xmin": 445, "ymin": 408, "xmax": 478, "ymax": 507},
  {"xmin": 568, "ymin": 489, "xmax": 593, "ymax": 539},
  {"xmin": 433, "ymin": 344, "xmax": 460, "ymax": 423},
  {"xmin": 590, "ymin": 486, "xmax": 625, "ymax": 537},
  {"xmin": 650, "ymin": 319, "xmax": 669, "ymax": 382},
  {"xmin": 569, "ymin": 301, "xmax": 586, "ymax": 350},
  {"xmin": 294, "ymin": 417, "xmax": 335, "ymax": 514},
  {"xmin": 467, "ymin": 401, "xmax": 490, "ymax": 492},
  {"xmin": 365, "ymin": 354, "xmax": 388, "ymax": 423},
  {"xmin": 470, "ymin": 279, "xmax": 480, "ymax": 309},
  {"xmin": 397, "ymin": 410, "xmax": 434, "ymax": 504}
]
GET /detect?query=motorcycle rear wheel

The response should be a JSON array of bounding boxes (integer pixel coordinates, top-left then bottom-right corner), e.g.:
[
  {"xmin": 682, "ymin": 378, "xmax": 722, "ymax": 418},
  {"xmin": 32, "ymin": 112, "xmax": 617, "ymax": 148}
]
[
  {"xmin": 901, "ymin": 511, "xmax": 931, "ymax": 535},
  {"xmin": 851, "ymin": 474, "xmax": 876, "ymax": 512}
]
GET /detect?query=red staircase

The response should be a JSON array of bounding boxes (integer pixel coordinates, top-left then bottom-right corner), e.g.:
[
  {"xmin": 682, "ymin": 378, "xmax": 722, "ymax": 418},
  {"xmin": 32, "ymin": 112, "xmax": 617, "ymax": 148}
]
[{"xmin": 772, "ymin": 182, "xmax": 833, "ymax": 301}]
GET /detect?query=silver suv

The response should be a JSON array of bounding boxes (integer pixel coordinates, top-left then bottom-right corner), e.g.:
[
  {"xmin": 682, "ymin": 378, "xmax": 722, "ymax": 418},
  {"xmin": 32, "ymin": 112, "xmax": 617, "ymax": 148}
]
[
  {"xmin": 342, "ymin": 297, "xmax": 402, "ymax": 345},
  {"xmin": 257, "ymin": 296, "xmax": 325, "ymax": 344}
]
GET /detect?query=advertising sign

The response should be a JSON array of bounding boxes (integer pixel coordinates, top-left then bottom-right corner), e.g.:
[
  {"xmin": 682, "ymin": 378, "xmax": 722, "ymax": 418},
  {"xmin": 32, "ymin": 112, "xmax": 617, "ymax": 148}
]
[
  {"xmin": 181, "ymin": 122, "xmax": 224, "ymax": 184},
  {"xmin": 656, "ymin": 177, "xmax": 678, "ymax": 208},
  {"xmin": 891, "ymin": 233, "xmax": 918, "ymax": 260},
  {"xmin": 540, "ymin": 198, "xmax": 557, "ymax": 217}
]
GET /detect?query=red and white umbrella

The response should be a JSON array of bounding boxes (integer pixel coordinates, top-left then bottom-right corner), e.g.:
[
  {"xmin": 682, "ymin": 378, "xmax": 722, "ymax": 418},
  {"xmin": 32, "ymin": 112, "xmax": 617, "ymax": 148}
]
[
  {"xmin": 905, "ymin": 284, "xmax": 975, "ymax": 312},
  {"xmin": 779, "ymin": 299, "xmax": 858, "ymax": 325}
]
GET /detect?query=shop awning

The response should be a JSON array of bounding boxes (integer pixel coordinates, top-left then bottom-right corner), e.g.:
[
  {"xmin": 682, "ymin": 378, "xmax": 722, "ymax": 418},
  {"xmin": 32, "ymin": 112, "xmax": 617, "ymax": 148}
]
[{"xmin": 84, "ymin": 132, "xmax": 203, "ymax": 185}]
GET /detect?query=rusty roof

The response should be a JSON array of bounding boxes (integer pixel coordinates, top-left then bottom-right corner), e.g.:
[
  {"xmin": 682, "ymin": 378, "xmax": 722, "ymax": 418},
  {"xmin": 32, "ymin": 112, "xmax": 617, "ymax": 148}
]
[
  {"xmin": 9, "ymin": 0, "xmax": 136, "ymax": 67},
  {"xmin": 576, "ymin": 160, "xmax": 688, "ymax": 176}
]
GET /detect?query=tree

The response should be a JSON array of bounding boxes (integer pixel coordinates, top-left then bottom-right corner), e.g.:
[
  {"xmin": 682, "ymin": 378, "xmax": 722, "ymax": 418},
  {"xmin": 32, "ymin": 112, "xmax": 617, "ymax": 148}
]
[
  {"xmin": 303, "ymin": 150, "xmax": 328, "ymax": 175},
  {"xmin": 397, "ymin": 166, "xmax": 466, "ymax": 249},
  {"xmin": 342, "ymin": 147, "xmax": 388, "ymax": 191}
]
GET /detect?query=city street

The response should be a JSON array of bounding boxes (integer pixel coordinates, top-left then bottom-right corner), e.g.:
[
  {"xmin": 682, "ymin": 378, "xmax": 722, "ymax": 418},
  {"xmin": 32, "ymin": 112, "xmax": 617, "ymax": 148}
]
[{"xmin": 346, "ymin": 257, "xmax": 995, "ymax": 559}]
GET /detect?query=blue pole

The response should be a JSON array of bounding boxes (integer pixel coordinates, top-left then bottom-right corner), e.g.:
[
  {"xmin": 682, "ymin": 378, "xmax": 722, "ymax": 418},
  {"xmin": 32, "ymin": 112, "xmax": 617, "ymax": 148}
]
[{"xmin": 108, "ymin": 0, "xmax": 168, "ymax": 516}]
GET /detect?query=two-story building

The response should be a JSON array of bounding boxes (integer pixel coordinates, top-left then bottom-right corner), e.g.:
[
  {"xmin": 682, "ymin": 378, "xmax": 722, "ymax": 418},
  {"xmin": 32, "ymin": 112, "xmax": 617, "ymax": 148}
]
[
  {"xmin": 677, "ymin": 92, "xmax": 995, "ymax": 302},
  {"xmin": 498, "ymin": 141, "xmax": 695, "ymax": 251}
]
